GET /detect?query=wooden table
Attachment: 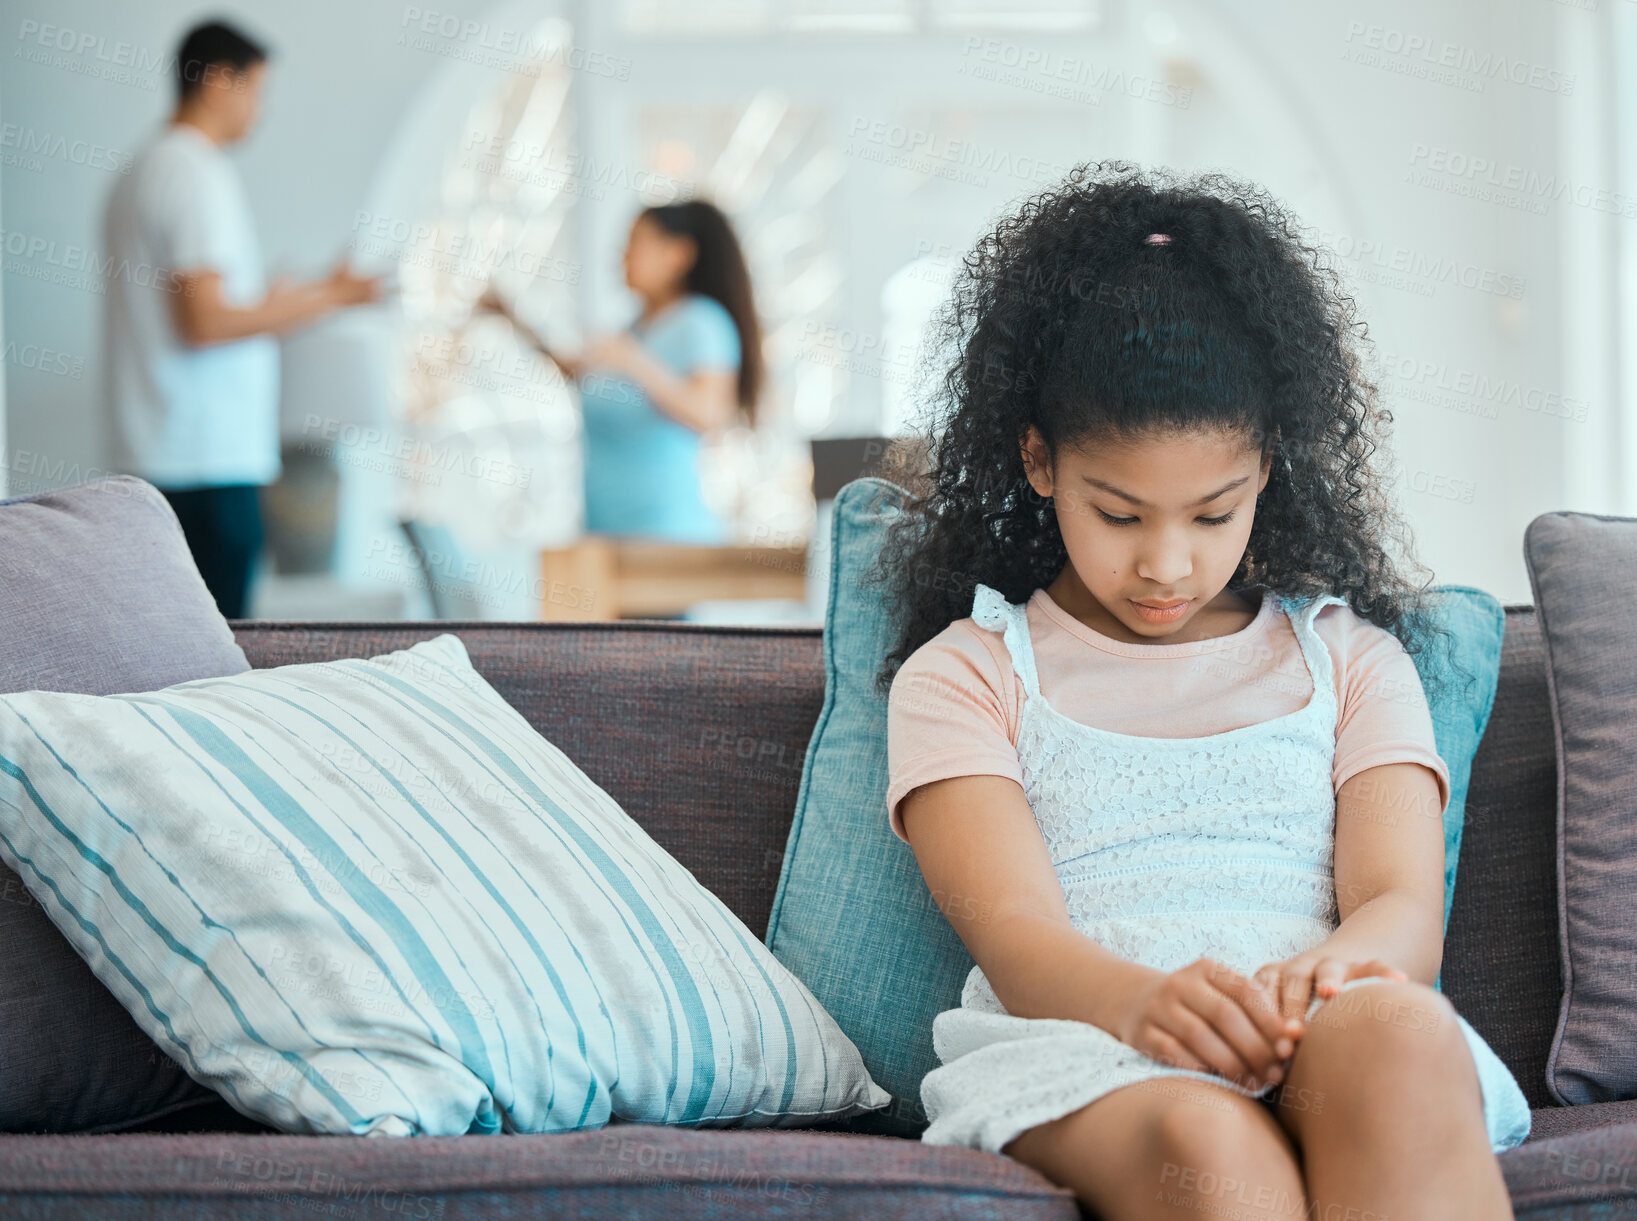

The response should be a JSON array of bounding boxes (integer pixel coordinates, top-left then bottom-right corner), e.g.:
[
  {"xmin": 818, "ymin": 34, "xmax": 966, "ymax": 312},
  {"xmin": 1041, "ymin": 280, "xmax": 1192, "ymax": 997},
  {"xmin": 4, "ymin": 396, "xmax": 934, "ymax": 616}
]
[{"xmin": 538, "ymin": 536, "xmax": 807, "ymax": 621}]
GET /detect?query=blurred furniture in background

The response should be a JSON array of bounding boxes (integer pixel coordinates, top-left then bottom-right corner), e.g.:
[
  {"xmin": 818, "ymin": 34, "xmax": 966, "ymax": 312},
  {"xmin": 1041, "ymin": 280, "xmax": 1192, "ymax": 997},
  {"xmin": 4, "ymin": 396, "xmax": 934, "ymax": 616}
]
[
  {"xmin": 260, "ymin": 442, "xmax": 341, "ymax": 575},
  {"xmin": 797, "ymin": 433, "xmax": 931, "ymax": 625},
  {"xmin": 537, "ymin": 536, "xmax": 806, "ymax": 622},
  {"xmin": 536, "ymin": 436, "xmax": 930, "ymax": 623},
  {"xmin": 807, "ymin": 435, "xmax": 926, "ymax": 503}
]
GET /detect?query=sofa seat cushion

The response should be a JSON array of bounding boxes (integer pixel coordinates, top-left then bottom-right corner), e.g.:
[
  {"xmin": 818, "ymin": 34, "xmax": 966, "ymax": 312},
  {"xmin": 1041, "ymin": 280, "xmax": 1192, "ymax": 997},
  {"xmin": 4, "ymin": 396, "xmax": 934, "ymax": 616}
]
[
  {"xmin": 4, "ymin": 1123, "xmax": 1635, "ymax": 1219},
  {"xmin": 1501, "ymin": 1120, "xmax": 1637, "ymax": 1215},
  {"xmin": 0, "ymin": 1128, "xmax": 1079, "ymax": 1220},
  {"xmin": 1525, "ymin": 1101, "xmax": 1637, "ymax": 1143}
]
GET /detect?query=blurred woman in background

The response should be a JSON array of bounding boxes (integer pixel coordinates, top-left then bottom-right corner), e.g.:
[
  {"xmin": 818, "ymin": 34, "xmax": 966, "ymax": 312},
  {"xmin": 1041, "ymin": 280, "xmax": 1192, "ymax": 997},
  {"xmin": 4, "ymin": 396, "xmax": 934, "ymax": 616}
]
[{"xmin": 483, "ymin": 200, "xmax": 762, "ymax": 544}]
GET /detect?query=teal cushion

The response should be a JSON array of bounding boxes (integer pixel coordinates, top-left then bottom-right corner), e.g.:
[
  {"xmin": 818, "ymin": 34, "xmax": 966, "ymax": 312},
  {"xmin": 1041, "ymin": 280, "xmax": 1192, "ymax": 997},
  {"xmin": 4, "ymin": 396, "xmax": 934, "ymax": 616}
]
[
  {"xmin": 1417, "ymin": 584, "xmax": 1506, "ymax": 939},
  {"xmin": 764, "ymin": 477, "xmax": 1505, "ymax": 1136}
]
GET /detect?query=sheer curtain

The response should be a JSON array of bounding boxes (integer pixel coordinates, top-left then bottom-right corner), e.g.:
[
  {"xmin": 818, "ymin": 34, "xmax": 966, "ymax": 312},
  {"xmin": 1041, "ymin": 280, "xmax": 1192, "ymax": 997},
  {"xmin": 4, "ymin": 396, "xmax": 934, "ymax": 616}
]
[{"xmin": 1557, "ymin": 0, "xmax": 1634, "ymax": 515}]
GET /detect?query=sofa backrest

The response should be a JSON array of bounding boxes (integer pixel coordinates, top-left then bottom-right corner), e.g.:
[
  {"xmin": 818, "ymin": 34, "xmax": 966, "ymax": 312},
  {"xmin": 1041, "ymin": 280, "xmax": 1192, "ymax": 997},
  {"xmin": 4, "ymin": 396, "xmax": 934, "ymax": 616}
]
[
  {"xmin": 231, "ymin": 620, "xmax": 824, "ymax": 942},
  {"xmin": 232, "ymin": 606, "xmax": 1563, "ymax": 1108},
  {"xmin": 1438, "ymin": 607, "xmax": 1560, "ymax": 1107}
]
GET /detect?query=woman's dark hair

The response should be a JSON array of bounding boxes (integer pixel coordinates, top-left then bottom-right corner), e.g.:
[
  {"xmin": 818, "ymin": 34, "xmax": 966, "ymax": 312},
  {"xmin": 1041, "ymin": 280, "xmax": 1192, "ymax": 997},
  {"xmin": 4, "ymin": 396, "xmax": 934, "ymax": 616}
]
[
  {"xmin": 641, "ymin": 200, "xmax": 764, "ymax": 428},
  {"xmin": 864, "ymin": 160, "xmax": 1471, "ymax": 711},
  {"xmin": 175, "ymin": 20, "xmax": 269, "ymax": 101}
]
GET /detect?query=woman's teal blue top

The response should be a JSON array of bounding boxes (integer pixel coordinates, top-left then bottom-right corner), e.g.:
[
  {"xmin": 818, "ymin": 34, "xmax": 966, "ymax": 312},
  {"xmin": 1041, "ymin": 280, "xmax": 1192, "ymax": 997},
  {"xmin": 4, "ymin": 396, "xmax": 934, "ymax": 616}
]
[{"xmin": 578, "ymin": 293, "xmax": 741, "ymax": 543}]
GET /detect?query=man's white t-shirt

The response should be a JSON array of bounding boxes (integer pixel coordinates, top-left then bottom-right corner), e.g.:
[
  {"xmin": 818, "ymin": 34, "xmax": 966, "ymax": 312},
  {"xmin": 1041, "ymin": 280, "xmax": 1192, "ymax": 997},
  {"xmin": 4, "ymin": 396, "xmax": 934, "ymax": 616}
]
[{"xmin": 102, "ymin": 122, "xmax": 280, "ymax": 488}]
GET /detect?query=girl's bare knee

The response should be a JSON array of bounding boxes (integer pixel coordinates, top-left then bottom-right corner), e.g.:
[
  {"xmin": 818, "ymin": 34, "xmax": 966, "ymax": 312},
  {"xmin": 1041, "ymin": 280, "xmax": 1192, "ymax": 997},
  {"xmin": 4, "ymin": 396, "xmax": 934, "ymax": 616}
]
[
  {"xmin": 1147, "ymin": 1088, "xmax": 1305, "ymax": 1207},
  {"xmin": 1001, "ymin": 1085, "xmax": 1176, "ymax": 1206},
  {"xmin": 1003, "ymin": 1079, "xmax": 1306, "ymax": 1220},
  {"xmin": 1288, "ymin": 980, "xmax": 1467, "ymax": 1101}
]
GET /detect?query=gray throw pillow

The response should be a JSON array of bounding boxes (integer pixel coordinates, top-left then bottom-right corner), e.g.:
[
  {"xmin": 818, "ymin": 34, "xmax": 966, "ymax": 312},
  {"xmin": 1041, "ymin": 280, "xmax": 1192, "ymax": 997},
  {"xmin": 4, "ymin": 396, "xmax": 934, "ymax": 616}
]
[
  {"xmin": 1524, "ymin": 510, "xmax": 1637, "ymax": 1105},
  {"xmin": 0, "ymin": 474, "xmax": 250, "ymax": 1131}
]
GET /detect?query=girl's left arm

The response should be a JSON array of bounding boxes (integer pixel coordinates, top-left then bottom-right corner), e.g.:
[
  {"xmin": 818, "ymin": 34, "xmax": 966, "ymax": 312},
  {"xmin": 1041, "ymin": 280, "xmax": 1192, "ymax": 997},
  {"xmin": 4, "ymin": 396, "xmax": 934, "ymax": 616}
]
[{"xmin": 1254, "ymin": 760, "xmax": 1447, "ymax": 1017}]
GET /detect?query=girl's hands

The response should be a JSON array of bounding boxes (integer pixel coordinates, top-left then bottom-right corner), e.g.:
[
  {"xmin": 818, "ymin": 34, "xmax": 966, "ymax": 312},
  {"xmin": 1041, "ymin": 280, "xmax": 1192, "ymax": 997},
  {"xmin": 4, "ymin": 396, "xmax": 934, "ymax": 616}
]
[
  {"xmin": 1250, "ymin": 954, "xmax": 1408, "ymax": 1023},
  {"xmin": 1112, "ymin": 957, "xmax": 1305, "ymax": 1092}
]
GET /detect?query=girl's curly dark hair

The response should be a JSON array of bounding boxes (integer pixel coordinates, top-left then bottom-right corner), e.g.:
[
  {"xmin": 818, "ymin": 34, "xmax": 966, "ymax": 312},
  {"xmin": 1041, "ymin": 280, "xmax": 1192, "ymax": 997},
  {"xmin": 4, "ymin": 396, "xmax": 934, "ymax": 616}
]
[{"xmin": 864, "ymin": 160, "xmax": 1473, "ymax": 711}]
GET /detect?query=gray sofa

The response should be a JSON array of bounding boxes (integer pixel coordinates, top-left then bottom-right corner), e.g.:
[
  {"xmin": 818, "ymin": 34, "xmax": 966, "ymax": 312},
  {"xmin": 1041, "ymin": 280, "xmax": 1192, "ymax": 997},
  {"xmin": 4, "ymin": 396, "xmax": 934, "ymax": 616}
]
[{"xmin": 2, "ymin": 606, "xmax": 1635, "ymax": 1219}]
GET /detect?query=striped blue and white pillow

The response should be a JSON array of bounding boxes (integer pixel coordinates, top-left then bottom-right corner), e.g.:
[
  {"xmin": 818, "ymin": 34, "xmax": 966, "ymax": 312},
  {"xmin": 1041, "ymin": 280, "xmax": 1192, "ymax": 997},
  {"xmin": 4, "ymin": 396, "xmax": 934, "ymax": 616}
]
[{"xmin": 0, "ymin": 634, "xmax": 889, "ymax": 1136}]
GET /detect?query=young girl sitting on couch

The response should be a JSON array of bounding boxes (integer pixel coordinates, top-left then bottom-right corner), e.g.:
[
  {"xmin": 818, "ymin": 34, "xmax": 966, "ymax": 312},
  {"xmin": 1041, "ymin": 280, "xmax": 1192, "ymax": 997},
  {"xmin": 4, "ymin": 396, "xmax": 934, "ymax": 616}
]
[{"xmin": 868, "ymin": 161, "xmax": 1530, "ymax": 1221}]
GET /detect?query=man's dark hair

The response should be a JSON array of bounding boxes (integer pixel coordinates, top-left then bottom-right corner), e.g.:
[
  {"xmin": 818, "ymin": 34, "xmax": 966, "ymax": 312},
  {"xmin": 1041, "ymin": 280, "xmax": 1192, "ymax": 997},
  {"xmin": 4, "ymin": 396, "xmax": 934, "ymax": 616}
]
[{"xmin": 175, "ymin": 20, "xmax": 269, "ymax": 101}]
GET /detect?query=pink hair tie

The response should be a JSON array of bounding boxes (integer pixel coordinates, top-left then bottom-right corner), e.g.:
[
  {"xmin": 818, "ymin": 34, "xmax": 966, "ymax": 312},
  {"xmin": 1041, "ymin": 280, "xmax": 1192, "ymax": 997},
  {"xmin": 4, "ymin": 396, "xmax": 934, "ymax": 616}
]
[{"xmin": 1145, "ymin": 232, "xmax": 1172, "ymax": 245}]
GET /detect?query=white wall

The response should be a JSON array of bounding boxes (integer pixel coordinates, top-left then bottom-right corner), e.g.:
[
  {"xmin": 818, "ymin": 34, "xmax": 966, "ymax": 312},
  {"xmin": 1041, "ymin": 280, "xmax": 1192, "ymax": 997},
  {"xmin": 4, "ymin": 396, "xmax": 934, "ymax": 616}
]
[
  {"xmin": 0, "ymin": 79, "xmax": 7, "ymax": 499},
  {"xmin": 2, "ymin": 0, "xmax": 1630, "ymax": 605}
]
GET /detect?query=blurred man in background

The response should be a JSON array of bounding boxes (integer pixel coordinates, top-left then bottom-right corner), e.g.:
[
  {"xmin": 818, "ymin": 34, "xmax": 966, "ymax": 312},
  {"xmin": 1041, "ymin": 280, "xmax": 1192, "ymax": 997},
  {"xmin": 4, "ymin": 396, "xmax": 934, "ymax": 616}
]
[{"xmin": 102, "ymin": 19, "xmax": 381, "ymax": 618}]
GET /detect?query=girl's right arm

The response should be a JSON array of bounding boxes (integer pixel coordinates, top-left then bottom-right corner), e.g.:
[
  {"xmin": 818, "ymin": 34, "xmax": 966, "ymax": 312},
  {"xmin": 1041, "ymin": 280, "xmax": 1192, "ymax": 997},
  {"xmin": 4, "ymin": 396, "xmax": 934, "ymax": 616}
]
[{"xmin": 899, "ymin": 773, "xmax": 1299, "ymax": 1091}]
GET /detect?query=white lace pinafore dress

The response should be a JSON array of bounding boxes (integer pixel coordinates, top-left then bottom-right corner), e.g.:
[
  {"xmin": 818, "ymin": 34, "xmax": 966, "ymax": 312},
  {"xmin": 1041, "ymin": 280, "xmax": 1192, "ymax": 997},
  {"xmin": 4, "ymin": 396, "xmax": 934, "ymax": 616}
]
[{"xmin": 918, "ymin": 582, "xmax": 1531, "ymax": 1156}]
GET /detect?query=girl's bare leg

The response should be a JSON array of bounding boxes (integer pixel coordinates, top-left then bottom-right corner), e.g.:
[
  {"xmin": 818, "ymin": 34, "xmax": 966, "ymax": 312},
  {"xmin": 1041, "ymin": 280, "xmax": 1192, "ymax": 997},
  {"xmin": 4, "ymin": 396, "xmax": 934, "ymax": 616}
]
[
  {"xmin": 1272, "ymin": 978, "xmax": 1514, "ymax": 1221},
  {"xmin": 1003, "ymin": 1074, "xmax": 1307, "ymax": 1220}
]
